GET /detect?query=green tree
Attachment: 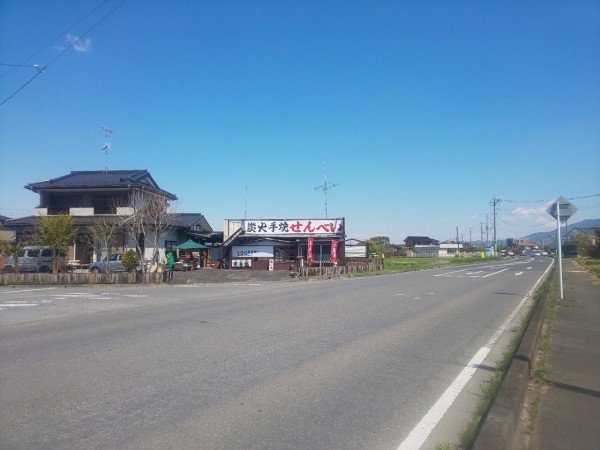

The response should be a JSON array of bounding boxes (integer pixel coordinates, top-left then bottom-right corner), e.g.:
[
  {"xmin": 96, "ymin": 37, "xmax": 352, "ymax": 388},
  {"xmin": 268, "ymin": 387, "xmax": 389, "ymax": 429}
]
[
  {"xmin": 572, "ymin": 234, "xmax": 597, "ymax": 257},
  {"xmin": 371, "ymin": 236, "xmax": 391, "ymax": 248},
  {"xmin": 0, "ymin": 242, "xmax": 24, "ymax": 274},
  {"xmin": 38, "ymin": 215, "xmax": 77, "ymax": 272},
  {"xmin": 367, "ymin": 238, "xmax": 386, "ymax": 259}
]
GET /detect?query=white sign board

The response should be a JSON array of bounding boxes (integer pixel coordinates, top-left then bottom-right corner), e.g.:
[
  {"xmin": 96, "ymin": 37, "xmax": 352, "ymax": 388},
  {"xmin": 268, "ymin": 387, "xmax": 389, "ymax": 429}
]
[
  {"xmin": 243, "ymin": 219, "xmax": 344, "ymax": 236},
  {"xmin": 232, "ymin": 246, "xmax": 274, "ymax": 258},
  {"xmin": 546, "ymin": 196, "xmax": 578, "ymax": 223}
]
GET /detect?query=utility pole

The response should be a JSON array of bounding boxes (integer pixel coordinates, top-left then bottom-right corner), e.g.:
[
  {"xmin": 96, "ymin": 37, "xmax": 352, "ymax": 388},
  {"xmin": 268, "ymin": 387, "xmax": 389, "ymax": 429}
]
[
  {"xmin": 491, "ymin": 196, "xmax": 500, "ymax": 256},
  {"xmin": 456, "ymin": 226, "xmax": 460, "ymax": 258},
  {"xmin": 480, "ymin": 222, "xmax": 484, "ymax": 253}
]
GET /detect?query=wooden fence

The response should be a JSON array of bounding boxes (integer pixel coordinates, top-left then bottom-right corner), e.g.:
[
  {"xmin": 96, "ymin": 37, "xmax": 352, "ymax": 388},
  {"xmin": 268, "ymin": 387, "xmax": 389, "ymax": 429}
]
[
  {"xmin": 0, "ymin": 271, "xmax": 166, "ymax": 285},
  {"xmin": 300, "ymin": 259, "xmax": 384, "ymax": 278}
]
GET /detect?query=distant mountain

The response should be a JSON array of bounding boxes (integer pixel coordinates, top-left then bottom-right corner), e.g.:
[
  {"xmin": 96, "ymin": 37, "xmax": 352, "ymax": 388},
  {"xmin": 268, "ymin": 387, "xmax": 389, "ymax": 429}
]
[{"xmin": 524, "ymin": 218, "xmax": 600, "ymax": 245}]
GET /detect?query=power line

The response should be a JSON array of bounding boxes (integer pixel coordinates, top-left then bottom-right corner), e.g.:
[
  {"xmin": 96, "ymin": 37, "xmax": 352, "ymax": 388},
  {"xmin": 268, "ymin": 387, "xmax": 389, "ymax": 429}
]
[
  {"xmin": 0, "ymin": 0, "xmax": 128, "ymax": 107},
  {"xmin": 0, "ymin": 0, "xmax": 111, "ymax": 79},
  {"xmin": 501, "ymin": 193, "xmax": 600, "ymax": 203}
]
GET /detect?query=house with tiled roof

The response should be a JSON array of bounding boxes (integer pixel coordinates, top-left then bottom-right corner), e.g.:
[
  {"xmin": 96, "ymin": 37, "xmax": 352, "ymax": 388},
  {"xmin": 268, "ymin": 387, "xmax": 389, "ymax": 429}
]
[
  {"xmin": 6, "ymin": 170, "xmax": 218, "ymax": 268},
  {"xmin": 403, "ymin": 236, "xmax": 440, "ymax": 247}
]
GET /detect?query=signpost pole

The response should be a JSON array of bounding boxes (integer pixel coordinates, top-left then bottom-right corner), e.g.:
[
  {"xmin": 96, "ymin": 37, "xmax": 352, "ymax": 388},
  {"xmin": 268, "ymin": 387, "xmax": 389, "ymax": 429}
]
[
  {"xmin": 547, "ymin": 196, "xmax": 577, "ymax": 300},
  {"xmin": 556, "ymin": 200, "xmax": 564, "ymax": 299}
]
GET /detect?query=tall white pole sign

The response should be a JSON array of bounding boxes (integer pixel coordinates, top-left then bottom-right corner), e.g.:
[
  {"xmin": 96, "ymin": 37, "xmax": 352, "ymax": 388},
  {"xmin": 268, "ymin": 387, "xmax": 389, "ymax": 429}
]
[{"xmin": 546, "ymin": 196, "xmax": 578, "ymax": 299}]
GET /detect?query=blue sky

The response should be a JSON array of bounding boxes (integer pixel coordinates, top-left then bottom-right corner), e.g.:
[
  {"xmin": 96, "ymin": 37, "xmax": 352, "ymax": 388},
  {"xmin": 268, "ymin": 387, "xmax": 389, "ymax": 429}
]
[{"xmin": 1, "ymin": 0, "xmax": 599, "ymax": 244}]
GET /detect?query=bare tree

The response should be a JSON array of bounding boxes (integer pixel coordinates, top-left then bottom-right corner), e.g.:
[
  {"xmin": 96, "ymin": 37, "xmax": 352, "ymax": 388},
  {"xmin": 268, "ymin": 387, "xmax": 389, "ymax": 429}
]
[
  {"xmin": 120, "ymin": 189, "xmax": 180, "ymax": 273},
  {"xmin": 86, "ymin": 214, "xmax": 121, "ymax": 271}
]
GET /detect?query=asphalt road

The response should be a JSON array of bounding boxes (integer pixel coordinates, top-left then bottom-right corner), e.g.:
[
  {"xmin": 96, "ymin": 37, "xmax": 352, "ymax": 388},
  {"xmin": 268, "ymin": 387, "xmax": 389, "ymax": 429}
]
[{"xmin": 0, "ymin": 257, "xmax": 553, "ymax": 450}]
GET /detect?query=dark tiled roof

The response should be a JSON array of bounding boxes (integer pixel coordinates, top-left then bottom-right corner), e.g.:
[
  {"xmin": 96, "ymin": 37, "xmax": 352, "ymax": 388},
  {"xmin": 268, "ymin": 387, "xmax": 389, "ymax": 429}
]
[
  {"xmin": 172, "ymin": 213, "xmax": 213, "ymax": 231},
  {"xmin": 6, "ymin": 213, "xmax": 213, "ymax": 231},
  {"xmin": 404, "ymin": 236, "xmax": 440, "ymax": 245},
  {"xmin": 25, "ymin": 170, "xmax": 176, "ymax": 200}
]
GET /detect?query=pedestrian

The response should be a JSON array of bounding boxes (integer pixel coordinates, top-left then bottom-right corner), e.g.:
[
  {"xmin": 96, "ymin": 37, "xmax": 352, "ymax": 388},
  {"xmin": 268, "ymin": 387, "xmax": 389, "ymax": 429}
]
[{"xmin": 165, "ymin": 250, "xmax": 175, "ymax": 282}]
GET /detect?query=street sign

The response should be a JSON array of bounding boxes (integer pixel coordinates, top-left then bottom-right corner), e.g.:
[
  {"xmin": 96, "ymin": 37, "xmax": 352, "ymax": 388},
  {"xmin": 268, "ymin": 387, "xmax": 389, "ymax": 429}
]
[{"xmin": 546, "ymin": 196, "xmax": 578, "ymax": 223}]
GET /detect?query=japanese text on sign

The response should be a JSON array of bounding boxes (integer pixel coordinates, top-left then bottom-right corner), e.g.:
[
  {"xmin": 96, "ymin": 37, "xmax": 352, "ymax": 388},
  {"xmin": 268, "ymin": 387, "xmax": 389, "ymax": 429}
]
[{"xmin": 244, "ymin": 219, "xmax": 344, "ymax": 236}]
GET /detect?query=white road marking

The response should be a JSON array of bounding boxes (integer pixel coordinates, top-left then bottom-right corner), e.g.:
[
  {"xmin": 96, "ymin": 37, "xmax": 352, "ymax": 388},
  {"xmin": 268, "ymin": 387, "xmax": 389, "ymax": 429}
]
[
  {"xmin": 515, "ymin": 272, "xmax": 523, "ymax": 276},
  {"xmin": 0, "ymin": 287, "xmax": 56, "ymax": 294},
  {"xmin": 2, "ymin": 303, "xmax": 38, "ymax": 307},
  {"xmin": 482, "ymin": 268, "xmax": 509, "ymax": 278},
  {"xmin": 397, "ymin": 259, "xmax": 554, "ymax": 450}
]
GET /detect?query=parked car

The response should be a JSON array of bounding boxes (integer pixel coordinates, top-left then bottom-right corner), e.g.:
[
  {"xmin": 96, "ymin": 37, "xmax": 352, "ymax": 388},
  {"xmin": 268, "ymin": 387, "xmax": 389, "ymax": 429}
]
[
  {"xmin": 2, "ymin": 246, "xmax": 59, "ymax": 273},
  {"xmin": 89, "ymin": 253, "xmax": 128, "ymax": 273}
]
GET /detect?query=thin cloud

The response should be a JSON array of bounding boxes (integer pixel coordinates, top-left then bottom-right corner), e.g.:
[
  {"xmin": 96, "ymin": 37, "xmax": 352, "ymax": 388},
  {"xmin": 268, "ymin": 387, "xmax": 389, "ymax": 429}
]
[
  {"xmin": 65, "ymin": 34, "xmax": 92, "ymax": 53},
  {"xmin": 511, "ymin": 206, "xmax": 547, "ymax": 216}
]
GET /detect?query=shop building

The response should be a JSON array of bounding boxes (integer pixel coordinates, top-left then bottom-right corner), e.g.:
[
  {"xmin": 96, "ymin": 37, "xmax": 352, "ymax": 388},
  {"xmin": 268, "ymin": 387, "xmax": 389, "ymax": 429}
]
[{"xmin": 222, "ymin": 218, "xmax": 346, "ymax": 270}]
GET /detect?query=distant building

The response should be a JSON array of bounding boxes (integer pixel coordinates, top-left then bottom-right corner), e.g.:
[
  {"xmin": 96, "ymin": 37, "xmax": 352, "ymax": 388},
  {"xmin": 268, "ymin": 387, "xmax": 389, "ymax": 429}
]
[
  {"xmin": 404, "ymin": 236, "xmax": 440, "ymax": 247},
  {"xmin": 439, "ymin": 243, "xmax": 463, "ymax": 257}
]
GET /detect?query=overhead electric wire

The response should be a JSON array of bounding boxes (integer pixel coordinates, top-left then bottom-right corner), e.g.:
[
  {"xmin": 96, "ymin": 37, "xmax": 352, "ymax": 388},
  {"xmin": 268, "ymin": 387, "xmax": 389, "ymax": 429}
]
[
  {"xmin": 0, "ymin": 0, "xmax": 128, "ymax": 107},
  {"xmin": 501, "ymin": 193, "xmax": 600, "ymax": 204},
  {"xmin": 0, "ymin": 0, "xmax": 111, "ymax": 79}
]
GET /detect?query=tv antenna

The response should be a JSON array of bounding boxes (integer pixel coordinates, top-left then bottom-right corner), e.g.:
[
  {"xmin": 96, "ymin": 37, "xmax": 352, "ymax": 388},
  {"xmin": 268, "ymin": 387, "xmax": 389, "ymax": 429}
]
[
  {"xmin": 98, "ymin": 125, "xmax": 113, "ymax": 173},
  {"xmin": 314, "ymin": 160, "xmax": 338, "ymax": 218}
]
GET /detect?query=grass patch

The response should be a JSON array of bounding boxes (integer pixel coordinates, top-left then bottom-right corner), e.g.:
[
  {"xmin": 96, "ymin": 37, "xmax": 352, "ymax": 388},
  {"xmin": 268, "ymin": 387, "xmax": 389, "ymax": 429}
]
[
  {"xmin": 383, "ymin": 256, "xmax": 500, "ymax": 272},
  {"xmin": 575, "ymin": 256, "xmax": 600, "ymax": 279},
  {"xmin": 525, "ymin": 268, "xmax": 560, "ymax": 439},
  {"xmin": 433, "ymin": 442, "xmax": 454, "ymax": 450}
]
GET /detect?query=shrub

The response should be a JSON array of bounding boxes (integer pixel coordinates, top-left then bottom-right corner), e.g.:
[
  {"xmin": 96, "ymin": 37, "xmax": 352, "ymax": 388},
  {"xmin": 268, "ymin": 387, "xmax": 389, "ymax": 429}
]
[{"xmin": 122, "ymin": 249, "xmax": 139, "ymax": 272}]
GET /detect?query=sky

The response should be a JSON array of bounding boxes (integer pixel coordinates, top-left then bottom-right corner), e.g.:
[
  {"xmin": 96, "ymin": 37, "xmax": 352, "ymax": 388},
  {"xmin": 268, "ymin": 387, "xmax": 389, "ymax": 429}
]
[{"xmin": 1, "ymin": 0, "xmax": 599, "ymax": 244}]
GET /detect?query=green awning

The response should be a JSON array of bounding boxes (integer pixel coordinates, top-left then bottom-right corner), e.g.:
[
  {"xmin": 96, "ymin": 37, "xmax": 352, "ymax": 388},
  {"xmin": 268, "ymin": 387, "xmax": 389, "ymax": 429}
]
[{"xmin": 175, "ymin": 239, "xmax": 208, "ymax": 250}]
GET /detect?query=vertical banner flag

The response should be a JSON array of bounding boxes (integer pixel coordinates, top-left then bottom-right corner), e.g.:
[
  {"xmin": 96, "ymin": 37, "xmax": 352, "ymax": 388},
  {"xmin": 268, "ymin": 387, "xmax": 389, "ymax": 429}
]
[
  {"xmin": 330, "ymin": 239, "xmax": 338, "ymax": 263},
  {"xmin": 307, "ymin": 238, "xmax": 314, "ymax": 263}
]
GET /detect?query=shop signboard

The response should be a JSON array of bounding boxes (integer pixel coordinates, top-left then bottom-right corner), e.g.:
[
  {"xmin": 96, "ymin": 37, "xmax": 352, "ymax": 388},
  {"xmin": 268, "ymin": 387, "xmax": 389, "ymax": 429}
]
[
  {"xmin": 307, "ymin": 238, "xmax": 314, "ymax": 263},
  {"xmin": 232, "ymin": 245, "xmax": 274, "ymax": 258},
  {"xmin": 243, "ymin": 218, "xmax": 344, "ymax": 236}
]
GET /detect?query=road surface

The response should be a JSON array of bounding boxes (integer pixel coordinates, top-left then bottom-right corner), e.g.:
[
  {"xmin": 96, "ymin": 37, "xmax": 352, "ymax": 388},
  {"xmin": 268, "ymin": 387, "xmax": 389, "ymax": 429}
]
[{"xmin": 0, "ymin": 256, "xmax": 552, "ymax": 449}]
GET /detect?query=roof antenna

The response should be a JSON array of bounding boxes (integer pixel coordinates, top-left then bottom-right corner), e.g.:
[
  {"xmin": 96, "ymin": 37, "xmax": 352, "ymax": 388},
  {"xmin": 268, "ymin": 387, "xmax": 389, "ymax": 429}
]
[
  {"xmin": 314, "ymin": 160, "xmax": 338, "ymax": 219},
  {"xmin": 99, "ymin": 125, "xmax": 113, "ymax": 173}
]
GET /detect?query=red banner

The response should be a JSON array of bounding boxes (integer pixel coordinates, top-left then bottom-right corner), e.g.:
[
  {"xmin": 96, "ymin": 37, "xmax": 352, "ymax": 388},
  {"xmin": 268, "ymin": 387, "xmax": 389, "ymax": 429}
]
[
  {"xmin": 307, "ymin": 238, "xmax": 314, "ymax": 263},
  {"xmin": 330, "ymin": 239, "xmax": 338, "ymax": 263}
]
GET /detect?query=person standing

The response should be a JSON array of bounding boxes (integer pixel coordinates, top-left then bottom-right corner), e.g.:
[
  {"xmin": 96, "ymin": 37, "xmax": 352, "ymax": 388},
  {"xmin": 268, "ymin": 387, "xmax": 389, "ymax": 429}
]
[{"xmin": 165, "ymin": 250, "xmax": 175, "ymax": 282}]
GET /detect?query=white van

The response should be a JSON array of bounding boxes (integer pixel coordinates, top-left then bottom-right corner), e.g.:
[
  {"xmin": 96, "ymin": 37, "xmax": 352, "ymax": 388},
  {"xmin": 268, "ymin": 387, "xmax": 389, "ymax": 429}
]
[{"xmin": 2, "ymin": 246, "xmax": 58, "ymax": 273}]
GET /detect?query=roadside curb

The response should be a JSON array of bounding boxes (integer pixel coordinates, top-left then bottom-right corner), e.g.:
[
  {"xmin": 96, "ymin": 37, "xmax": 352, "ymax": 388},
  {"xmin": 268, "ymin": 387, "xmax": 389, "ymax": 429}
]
[{"xmin": 472, "ymin": 265, "xmax": 553, "ymax": 449}]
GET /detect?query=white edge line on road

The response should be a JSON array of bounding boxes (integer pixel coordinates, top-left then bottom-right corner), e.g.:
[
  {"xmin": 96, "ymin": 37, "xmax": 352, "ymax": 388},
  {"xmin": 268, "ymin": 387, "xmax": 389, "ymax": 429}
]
[
  {"xmin": 396, "ymin": 259, "xmax": 554, "ymax": 450},
  {"xmin": 0, "ymin": 287, "xmax": 57, "ymax": 294}
]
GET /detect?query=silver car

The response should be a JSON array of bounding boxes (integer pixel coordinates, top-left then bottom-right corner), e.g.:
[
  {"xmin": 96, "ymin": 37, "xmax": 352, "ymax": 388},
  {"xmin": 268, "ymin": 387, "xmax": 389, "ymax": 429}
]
[
  {"xmin": 89, "ymin": 253, "xmax": 127, "ymax": 273},
  {"xmin": 2, "ymin": 246, "xmax": 57, "ymax": 273}
]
